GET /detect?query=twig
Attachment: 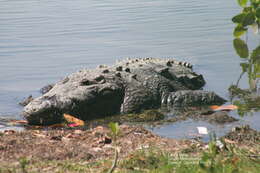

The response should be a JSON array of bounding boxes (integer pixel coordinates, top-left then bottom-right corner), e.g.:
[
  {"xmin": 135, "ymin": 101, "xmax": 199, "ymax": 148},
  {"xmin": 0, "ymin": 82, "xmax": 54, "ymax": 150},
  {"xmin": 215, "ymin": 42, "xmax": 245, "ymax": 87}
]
[{"xmin": 107, "ymin": 147, "xmax": 119, "ymax": 173}]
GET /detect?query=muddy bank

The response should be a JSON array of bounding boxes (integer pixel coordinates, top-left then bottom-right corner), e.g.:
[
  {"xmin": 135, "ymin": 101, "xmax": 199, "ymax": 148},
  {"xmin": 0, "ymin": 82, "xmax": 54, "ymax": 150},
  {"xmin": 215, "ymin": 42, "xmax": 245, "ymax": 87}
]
[
  {"xmin": 0, "ymin": 125, "xmax": 200, "ymax": 163},
  {"xmin": 0, "ymin": 123, "xmax": 259, "ymax": 173},
  {"xmin": 1, "ymin": 124, "xmax": 259, "ymax": 163},
  {"xmin": 224, "ymin": 125, "xmax": 260, "ymax": 145},
  {"xmin": 82, "ymin": 107, "xmax": 239, "ymax": 130}
]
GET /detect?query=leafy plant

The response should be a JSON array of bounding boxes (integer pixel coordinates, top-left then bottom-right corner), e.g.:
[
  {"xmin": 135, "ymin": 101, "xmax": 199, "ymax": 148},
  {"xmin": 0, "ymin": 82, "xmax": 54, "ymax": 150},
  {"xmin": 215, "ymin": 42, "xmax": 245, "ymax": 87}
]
[
  {"xmin": 230, "ymin": 0, "xmax": 260, "ymax": 116},
  {"xmin": 231, "ymin": 38, "xmax": 260, "ymax": 115},
  {"xmin": 199, "ymin": 133, "xmax": 219, "ymax": 173},
  {"xmin": 19, "ymin": 157, "xmax": 29, "ymax": 173},
  {"xmin": 198, "ymin": 134, "xmax": 242, "ymax": 173},
  {"xmin": 232, "ymin": 0, "xmax": 260, "ymax": 37},
  {"xmin": 121, "ymin": 148, "xmax": 175, "ymax": 173},
  {"xmin": 108, "ymin": 122, "xmax": 120, "ymax": 141}
]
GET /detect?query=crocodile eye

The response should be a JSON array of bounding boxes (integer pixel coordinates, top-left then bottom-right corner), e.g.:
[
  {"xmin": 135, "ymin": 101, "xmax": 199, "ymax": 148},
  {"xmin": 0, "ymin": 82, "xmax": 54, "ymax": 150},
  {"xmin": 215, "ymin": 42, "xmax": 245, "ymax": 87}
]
[
  {"xmin": 102, "ymin": 69, "xmax": 109, "ymax": 73},
  {"xmin": 81, "ymin": 80, "xmax": 95, "ymax": 86},
  {"xmin": 94, "ymin": 75, "xmax": 105, "ymax": 82},
  {"xmin": 156, "ymin": 68, "xmax": 175, "ymax": 80}
]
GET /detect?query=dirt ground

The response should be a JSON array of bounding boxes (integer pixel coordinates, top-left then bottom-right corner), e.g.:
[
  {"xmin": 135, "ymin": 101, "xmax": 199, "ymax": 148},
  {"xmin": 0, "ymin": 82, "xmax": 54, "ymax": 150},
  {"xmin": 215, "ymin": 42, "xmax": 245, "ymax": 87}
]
[
  {"xmin": 0, "ymin": 125, "xmax": 201, "ymax": 164},
  {"xmin": 1, "ymin": 123, "xmax": 259, "ymax": 167}
]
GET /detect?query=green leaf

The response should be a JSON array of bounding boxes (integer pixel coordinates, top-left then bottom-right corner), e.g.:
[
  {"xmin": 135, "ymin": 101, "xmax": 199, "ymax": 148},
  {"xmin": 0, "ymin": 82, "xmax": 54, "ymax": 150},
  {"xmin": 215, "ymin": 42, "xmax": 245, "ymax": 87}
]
[
  {"xmin": 108, "ymin": 122, "xmax": 119, "ymax": 136},
  {"xmin": 233, "ymin": 25, "xmax": 247, "ymax": 37},
  {"xmin": 199, "ymin": 161, "xmax": 206, "ymax": 169},
  {"xmin": 201, "ymin": 152, "xmax": 211, "ymax": 162},
  {"xmin": 233, "ymin": 38, "xmax": 249, "ymax": 58},
  {"xmin": 240, "ymin": 63, "xmax": 249, "ymax": 72},
  {"xmin": 249, "ymin": 0, "xmax": 258, "ymax": 4},
  {"xmin": 237, "ymin": 0, "xmax": 248, "ymax": 7},
  {"xmin": 254, "ymin": 63, "xmax": 260, "ymax": 75},
  {"xmin": 251, "ymin": 45, "xmax": 260, "ymax": 62},
  {"xmin": 250, "ymin": 0, "xmax": 260, "ymax": 9},
  {"xmin": 243, "ymin": 7, "xmax": 253, "ymax": 13},
  {"xmin": 232, "ymin": 13, "xmax": 246, "ymax": 23},
  {"xmin": 256, "ymin": 7, "xmax": 260, "ymax": 19},
  {"xmin": 242, "ymin": 12, "xmax": 256, "ymax": 26}
]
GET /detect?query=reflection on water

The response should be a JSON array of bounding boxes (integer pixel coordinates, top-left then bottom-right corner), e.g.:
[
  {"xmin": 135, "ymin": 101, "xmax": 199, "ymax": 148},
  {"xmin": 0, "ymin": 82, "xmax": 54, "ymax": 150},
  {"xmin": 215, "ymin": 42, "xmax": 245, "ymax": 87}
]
[
  {"xmin": 148, "ymin": 119, "xmax": 241, "ymax": 142},
  {"xmin": 0, "ymin": 0, "xmax": 259, "ymax": 137}
]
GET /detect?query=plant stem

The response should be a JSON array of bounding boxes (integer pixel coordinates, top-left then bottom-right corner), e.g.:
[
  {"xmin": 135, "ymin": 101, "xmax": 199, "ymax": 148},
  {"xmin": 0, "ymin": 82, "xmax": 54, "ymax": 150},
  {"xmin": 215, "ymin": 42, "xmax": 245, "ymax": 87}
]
[{"xmin": 107, "ymin": 147, "xmax": 119, "ymax": 173}]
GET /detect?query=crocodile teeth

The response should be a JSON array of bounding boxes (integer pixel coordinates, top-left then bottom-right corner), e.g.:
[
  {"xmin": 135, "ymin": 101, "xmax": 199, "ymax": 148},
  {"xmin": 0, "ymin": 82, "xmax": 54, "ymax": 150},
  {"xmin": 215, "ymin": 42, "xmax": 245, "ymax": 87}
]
[{"xmin": 98, "ymin": 64, "xmax": 108, "ymax": 68}]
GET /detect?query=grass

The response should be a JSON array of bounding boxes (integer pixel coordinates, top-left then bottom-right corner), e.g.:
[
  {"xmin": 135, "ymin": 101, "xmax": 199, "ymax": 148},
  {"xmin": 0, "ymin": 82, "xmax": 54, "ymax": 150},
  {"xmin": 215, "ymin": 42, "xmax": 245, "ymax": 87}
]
[
  {"xmin": 120, "ymin": 148, "xmax": 176, "ymax": 173},
  {"xmin": 1, "ymin": 142, "xmax": 259, "ymax": 173},
  {"xmin": 0, "ymin": 160, "xmax": 107, "ymax": 173},
  {"xmin": 119, "ymin": 142, "xmax": 260, "ymax": 173},
  {"xmin": 0, "ymin": 148, "xmax": 260, "ymax": 173}
]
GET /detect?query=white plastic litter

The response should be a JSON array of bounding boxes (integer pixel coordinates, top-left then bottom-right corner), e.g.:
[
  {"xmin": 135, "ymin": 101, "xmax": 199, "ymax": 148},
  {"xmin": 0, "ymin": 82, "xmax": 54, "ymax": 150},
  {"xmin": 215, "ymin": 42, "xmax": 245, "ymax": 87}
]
[
  {"xmin": 197, "ymin": 127, "xmax": 208, "ymax": 135},
  {"xmin": 216, "ymin": 140, "xmax": 224, "ymax": 149}
]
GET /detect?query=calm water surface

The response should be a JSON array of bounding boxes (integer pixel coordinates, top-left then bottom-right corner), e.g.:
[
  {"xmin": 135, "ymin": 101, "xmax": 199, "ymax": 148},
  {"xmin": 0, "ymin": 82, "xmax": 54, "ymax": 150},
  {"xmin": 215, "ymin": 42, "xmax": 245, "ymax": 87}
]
[{"xmin": 0, "ymin": 0, "xmax": 259, "ymax": 138}]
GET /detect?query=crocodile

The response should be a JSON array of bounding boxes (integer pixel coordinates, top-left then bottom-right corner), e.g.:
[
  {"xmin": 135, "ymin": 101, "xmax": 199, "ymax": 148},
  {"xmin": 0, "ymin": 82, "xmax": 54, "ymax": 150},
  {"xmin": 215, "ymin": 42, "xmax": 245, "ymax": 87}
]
[{"xmin": 23, "ymin": 58, "xmax": 226, "ymax": 125}]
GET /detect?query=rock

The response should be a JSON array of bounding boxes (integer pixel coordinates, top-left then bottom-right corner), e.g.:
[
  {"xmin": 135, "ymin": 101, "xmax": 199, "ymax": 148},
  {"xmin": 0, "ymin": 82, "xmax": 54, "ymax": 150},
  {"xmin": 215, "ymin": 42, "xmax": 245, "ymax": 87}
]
[
  {"xmin": 164, "ymin": 107, "xmax": 237, "ymax": 125},
  {"xmin": 224, "ymin": 125, "xmax": 260, "ymax": 143},
  {"xmin": 207, "ymin": 111, "xmax": 238, "ymax": 124}
]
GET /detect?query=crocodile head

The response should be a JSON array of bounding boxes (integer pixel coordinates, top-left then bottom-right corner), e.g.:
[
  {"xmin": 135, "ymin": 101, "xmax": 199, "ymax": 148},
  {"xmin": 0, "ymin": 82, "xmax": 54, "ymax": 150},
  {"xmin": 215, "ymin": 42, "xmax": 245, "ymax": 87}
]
[{"xmin": 23, "ymin": 72, "xmax": 125, "ymax": 125}]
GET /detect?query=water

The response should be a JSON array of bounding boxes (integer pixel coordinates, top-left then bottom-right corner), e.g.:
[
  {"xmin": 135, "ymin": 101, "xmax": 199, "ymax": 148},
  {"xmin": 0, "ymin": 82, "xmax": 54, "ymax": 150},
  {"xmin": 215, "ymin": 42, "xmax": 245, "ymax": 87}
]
[{"xmin": 0, "ymin": 0, "xmax": 259, "ymax": 137}]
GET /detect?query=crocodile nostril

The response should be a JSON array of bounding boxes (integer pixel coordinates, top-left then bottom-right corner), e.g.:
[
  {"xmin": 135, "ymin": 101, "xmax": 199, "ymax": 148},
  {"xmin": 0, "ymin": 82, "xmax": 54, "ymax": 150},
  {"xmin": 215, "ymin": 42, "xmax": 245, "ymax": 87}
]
[
  {"xmin": 166, "ymin": 61, "xmax": 172, "ymax": 67},
  {"xmin": 125, "ymin": 68, "xmax": 131, "ymax": 73}
]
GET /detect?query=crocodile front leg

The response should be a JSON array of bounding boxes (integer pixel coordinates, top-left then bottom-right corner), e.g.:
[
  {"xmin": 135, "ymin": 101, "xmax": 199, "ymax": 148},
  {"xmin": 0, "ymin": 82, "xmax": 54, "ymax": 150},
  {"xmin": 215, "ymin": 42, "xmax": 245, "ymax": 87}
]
[
  {"xmin": 162, "ymin": 90, "xmax": 226, "ymax": 107},
  {"xmin": 120, "ymin": 85, "xmax": 159, "ymax": 114}
]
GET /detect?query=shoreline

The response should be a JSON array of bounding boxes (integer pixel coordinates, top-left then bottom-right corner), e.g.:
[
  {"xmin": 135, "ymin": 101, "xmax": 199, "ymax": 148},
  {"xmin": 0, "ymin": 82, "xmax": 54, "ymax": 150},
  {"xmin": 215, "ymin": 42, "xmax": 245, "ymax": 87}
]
[{"xmin": 0, "ymin": 124, "xmax": 259, "ymax": 172}]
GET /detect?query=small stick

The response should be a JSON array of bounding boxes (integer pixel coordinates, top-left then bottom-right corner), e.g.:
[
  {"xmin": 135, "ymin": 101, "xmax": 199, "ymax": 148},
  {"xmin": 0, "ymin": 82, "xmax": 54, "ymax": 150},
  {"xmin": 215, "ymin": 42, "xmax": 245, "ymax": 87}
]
[{"xmin": 107, "ymin": 147, "xmax": 119, "ymax": 173}]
